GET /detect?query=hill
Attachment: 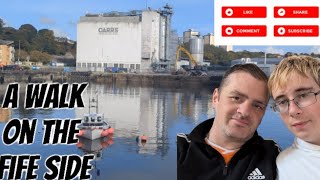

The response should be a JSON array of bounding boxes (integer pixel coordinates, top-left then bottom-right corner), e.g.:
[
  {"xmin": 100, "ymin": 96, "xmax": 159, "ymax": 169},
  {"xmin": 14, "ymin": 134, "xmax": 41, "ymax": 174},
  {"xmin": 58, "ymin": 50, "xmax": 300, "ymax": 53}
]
[{"xmin": 0, "ymin": 18, "xmax": 76, "ymax": 65}]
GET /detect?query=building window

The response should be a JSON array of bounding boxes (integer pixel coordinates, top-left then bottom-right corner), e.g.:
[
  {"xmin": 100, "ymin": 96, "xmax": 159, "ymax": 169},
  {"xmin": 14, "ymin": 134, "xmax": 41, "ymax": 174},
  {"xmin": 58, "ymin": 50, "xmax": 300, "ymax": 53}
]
[
  {"xmin": 136, "ymin": 64, "xmax": 140, "ymax": 70},
  {"xmin": 98, "ymin": 63, "xmax": 102, "ymax": 67},
  {"xmin": 82, "ymin": 63, "xmax": 86, "ymax": 67},
  {"xmin": 77, "ymin": 63, "xmax": 81, "ymax": 67},
  {"xmin": 88, "ymin": 63, "xmax": 92, "ymax": 68},
  {"xmin": 119, "ymin": 64, "xmax": 124, "ymax": 68},
  {"xmin": 103, "ymin": 63, "xmax": 108, "ymax": 68},
  {"xmin": 130, "ymin": 64, "xmax": 135, "ymax": 69},
  {"xmin": 114, "ymin": 63, "xmax": 118, "ymax": 68}
]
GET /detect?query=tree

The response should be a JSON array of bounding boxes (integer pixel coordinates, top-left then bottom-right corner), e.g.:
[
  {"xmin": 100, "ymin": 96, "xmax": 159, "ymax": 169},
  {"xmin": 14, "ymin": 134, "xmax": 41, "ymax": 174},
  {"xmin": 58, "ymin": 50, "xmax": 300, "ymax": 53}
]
[
  {"xmin": 14, "ymin": 49, "xmax": 29, "ymax": 62},
  {"xmin": 284, "ymin": 52, "xmax": 293, "ymax": 57},
  {"xmin": 0, "ymin": 18, "xmax": 4, "ymax": 37},
  {"xmin": 19, "ymin": 24, "xmax": 37, "ymax": 43},
  {"xmin": 32, "ymin": 29, "xmax": 57, "ymax": 54},
  {"xmin": 2, "ymin": 27, "xmax": 17, "ymax": 41},
  {"xmin": 30, "ymin": 50, "xmax": 52, "ymax": 64},
  {"xmin": 0, "ymin": 21, "xmax": 76, "ymax": 58},
  {"xmin": 226, "ymin": 51, "xmax": 238, "ymax": 61}
]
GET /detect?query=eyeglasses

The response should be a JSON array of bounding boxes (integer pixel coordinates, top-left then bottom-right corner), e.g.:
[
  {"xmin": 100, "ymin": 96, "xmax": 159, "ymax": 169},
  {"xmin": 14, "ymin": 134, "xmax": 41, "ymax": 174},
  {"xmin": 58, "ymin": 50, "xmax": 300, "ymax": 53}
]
[{"xmin": 271, "ymin": 91, "xmax": 320, "ymax": 113}]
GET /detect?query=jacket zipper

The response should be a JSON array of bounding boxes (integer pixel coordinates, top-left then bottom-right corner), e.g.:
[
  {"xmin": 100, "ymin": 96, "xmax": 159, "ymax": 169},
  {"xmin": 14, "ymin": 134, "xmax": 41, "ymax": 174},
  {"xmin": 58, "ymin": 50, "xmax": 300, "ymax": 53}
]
[{"xmin": 223, "ymin": 165, "xmax": 228, "ymax": 175}]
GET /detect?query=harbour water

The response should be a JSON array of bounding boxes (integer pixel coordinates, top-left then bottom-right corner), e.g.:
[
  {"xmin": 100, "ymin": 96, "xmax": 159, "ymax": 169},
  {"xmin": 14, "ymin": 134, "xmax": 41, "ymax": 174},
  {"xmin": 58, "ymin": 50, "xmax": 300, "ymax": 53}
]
[{"xmin": 0, "ymin": 83, "xmax": 294, "ymax": 179}]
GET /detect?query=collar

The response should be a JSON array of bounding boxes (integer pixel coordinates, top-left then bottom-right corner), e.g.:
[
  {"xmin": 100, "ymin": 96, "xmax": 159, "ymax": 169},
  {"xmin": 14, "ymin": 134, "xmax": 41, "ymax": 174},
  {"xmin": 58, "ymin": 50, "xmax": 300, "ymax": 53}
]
[
  {"xmin": 188, "ymin": 118, "xmax": 262, "ymax": 146},
  {"xmin": 295, "ymin": 138, "xmax": 320, "ymax": 152}
]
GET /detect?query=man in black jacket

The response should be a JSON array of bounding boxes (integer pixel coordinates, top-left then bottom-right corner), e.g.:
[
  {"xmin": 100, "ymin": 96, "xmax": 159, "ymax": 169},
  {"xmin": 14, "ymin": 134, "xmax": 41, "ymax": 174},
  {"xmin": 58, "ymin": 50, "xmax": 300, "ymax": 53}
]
[{"xmin": 177, "ymin": 64, "xmax": 279, "ymax": 180}]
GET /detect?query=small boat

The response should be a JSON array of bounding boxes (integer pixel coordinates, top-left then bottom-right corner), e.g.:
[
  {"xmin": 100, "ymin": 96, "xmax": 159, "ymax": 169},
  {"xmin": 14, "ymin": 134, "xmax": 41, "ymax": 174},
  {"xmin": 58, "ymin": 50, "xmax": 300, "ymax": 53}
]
[{"xmin": 78, "ymin": 95, "xmax": 114, "ymax": 140}]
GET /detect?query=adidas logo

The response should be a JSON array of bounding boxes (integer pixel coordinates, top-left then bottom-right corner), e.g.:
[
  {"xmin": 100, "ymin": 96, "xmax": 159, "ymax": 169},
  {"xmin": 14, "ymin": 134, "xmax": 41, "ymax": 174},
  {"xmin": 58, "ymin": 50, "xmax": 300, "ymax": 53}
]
[{"xmin": 247, "ymin": 168, "xmax": 265, "ymax": 180}]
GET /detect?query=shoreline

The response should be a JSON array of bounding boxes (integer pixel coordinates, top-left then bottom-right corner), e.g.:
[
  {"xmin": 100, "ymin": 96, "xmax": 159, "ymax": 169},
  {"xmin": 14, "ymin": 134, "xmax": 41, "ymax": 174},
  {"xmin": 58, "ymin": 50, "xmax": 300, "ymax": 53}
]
[{"xmin": 0, "ymin": 72, "xmax": 223, "ymax": 89}]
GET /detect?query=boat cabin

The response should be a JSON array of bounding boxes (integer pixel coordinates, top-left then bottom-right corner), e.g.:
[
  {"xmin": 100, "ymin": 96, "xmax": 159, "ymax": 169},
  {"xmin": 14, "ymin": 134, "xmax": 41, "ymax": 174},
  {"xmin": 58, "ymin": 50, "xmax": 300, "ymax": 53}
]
[{"xmin": 82, "ymin": 113, "xmax": 105, "ymax": 127}]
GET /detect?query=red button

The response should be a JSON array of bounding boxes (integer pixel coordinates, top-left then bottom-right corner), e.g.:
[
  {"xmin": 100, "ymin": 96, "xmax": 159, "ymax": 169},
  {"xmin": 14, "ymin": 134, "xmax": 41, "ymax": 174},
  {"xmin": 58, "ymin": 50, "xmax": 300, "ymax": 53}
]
[
  {"xmin": 222, "ymin": 7, "xmax": 267, "ymax": 18},
  {"xmin": 222, "ymin": 25, "xmax": 267, "ymax": 37},
  {"xmin": 274, "ymin": 25, "xmax": 319, "ymax": 37},
  {"xmin": 274, "ymin": 7, "xmax": 319, "ymax": 18}
]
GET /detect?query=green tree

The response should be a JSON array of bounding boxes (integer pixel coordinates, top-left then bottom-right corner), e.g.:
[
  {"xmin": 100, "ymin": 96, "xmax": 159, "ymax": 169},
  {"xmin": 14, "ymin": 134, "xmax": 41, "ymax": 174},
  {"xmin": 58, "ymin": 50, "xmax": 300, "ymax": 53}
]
[
  {"xmin": 19, "ymin": 24, "xmax": 37, "ymax": 43},
  {"xmin": 2, "ymin": 27, "xmax": 17, "ymax": 41},
  {"xmin": 32, "ymin": 29, "xmax": 57, "ymax": 54},
  {"xmin": 0, "ymin": 21, "xmax": 76, "ymax": 59},
  {"xmin": 0, "ymin": 18, "xmax": 4, "ymax": 37},
  {"xmin": 30, "ymin": 50, "xmax": 52, "ymax": 64},
  {"xmin": 226, "ymin": 51, "xmax": 238, "ymax": 61}
]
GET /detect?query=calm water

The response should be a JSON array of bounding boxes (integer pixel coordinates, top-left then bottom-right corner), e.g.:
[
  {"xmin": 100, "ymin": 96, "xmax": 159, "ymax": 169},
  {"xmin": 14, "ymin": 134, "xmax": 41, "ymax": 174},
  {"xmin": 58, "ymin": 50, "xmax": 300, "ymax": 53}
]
[{"xmin": 0, "ymin": 83, "xmax": 294, "ymax": 180}]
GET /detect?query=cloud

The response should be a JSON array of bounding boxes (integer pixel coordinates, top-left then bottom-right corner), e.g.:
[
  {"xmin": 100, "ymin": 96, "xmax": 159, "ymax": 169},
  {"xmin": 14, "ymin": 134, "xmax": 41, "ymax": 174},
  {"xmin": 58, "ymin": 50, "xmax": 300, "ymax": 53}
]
[
  {"xmin": 265, "ymin": 46, "xmax": 285, "ymax": 55},
  {"xmin": 309, "ymin": 46, "xmax": 320, "ymax": 54},
  {"xmin": 40, "ymin": 17, "xmax": 56, "ymax": 25}
]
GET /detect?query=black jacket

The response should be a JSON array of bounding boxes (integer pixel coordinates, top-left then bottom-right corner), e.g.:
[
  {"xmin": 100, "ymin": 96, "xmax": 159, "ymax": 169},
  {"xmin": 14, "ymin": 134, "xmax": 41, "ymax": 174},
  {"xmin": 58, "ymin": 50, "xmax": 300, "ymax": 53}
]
[{"xmin": 177, "ymin": 118, "xmax": 279, "ymax": 180}]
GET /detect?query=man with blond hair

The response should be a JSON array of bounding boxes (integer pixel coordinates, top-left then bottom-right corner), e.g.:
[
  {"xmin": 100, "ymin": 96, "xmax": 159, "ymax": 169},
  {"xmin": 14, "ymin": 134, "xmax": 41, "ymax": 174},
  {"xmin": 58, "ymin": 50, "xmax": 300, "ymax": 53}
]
[{"xmin": 268, "ymin": 56, "xmax": 320, "ymax": 180}]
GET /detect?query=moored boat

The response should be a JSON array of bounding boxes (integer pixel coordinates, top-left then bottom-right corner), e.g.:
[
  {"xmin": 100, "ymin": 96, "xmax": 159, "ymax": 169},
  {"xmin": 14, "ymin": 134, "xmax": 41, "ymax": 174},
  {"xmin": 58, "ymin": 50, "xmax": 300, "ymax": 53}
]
[{"xmin": 78, "ymin": 95, "xmax": 114, "ymax": 140}]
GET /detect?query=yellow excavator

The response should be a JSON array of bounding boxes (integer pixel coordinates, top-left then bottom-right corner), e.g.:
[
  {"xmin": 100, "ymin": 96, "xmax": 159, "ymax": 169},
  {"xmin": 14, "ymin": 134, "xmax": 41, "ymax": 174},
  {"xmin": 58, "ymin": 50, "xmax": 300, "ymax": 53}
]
[{"xmin": 174, "ymin": 45, "xmax": 207, "ymax": 76}]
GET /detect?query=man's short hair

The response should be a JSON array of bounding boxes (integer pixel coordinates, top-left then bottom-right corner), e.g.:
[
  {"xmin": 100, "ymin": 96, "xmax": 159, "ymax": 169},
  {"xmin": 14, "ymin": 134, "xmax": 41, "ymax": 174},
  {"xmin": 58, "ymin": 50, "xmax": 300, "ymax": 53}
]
[
  {"xmin": 268, "ymin": 56, "xmax": 320, "ymax": 95},
  {"xmin": 219, "ymin": 63, "xmax": 268, "ymax": 91}
]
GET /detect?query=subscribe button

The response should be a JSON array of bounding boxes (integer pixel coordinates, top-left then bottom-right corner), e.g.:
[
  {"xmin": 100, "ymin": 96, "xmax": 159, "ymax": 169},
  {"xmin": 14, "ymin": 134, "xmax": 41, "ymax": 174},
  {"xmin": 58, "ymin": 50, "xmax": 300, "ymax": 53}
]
[
  {"xmin": 274, "ymin": 25, "xmax": 319, "ymax": 37},
  {"xmin": 222, "ymin": 6, "xmax": 266, "ymax": 18},
  {"xmin": 274, "ymin": 7, "xmax": 319, "ymax": 18},
  {"xmin": 222, "ymin": 25, "xmax": 267, "ymax": 37}
]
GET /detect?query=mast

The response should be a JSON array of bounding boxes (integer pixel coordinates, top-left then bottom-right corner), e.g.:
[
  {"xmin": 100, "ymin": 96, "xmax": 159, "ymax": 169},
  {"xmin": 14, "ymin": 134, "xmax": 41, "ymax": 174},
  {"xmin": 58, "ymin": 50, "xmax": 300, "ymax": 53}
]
[{"xmin": 96, "ymin": 93, "xmax": 98, "ymax": 114}]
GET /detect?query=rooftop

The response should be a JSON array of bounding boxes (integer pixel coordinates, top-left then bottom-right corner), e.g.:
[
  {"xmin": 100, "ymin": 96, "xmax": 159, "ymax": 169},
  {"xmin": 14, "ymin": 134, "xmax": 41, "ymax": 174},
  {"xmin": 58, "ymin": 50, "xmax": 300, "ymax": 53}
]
[{"xmin": 0, "ymin": 39, "xmax": 14, "ymax": 45}]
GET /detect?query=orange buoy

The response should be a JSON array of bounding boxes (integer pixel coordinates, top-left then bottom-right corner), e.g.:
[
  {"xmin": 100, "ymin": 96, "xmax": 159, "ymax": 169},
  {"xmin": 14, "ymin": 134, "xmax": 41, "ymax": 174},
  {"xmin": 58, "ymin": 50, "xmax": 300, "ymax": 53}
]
[
  {"xmin": 77, "ymin": 130, "xmax": 84, "ymax": 137},
  {"xmin": 101, "ymin": 129, "xmax": 109, "ymax": 137},
  {"xmin": 107, "ymin": 127, "xmax": 114, "ymax": 134},
  {"xmin": 141, "ymin": 135, "xmax": 147, "ymax": 142}
]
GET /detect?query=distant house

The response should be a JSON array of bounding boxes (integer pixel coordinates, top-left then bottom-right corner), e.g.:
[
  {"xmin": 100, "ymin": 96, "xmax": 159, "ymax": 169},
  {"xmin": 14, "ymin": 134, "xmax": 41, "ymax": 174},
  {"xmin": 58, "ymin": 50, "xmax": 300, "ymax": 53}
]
[
  {"xmin": 0, "ymin": 39, "xmax": 15, "ymax": 67},
  {"xmin": 52, "ymin": 53, "xmax": 76, "ymax": 67}
]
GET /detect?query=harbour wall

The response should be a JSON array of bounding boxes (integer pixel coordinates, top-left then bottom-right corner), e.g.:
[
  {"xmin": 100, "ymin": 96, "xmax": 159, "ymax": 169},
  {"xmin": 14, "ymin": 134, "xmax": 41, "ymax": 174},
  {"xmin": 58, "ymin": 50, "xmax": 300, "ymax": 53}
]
[
  {"xmin": 0, "ymin": 71, "xmax": 222, "ymax": 89},
  {"xmin": 73, "ymin": 73, "xmax": 222, "ymax": 88}
]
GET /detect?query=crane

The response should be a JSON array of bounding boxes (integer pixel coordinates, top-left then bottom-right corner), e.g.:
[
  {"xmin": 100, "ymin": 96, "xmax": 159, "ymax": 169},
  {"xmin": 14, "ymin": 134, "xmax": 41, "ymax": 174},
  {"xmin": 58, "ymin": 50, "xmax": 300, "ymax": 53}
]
[
  {"xmin": 175, "ymin": 45, "xmax": 198, "ymax": 70},
  {"xmin": 175, "ymin": 45, "xmax": 207, "ymax": 76}
]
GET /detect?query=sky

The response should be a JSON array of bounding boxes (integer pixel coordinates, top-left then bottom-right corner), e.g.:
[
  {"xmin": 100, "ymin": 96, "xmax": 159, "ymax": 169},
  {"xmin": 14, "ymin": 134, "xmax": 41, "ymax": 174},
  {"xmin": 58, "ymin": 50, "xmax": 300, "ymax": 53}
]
[{"xmin": 0, "ymin": 0, "xmax": 319, "ymax": 55}]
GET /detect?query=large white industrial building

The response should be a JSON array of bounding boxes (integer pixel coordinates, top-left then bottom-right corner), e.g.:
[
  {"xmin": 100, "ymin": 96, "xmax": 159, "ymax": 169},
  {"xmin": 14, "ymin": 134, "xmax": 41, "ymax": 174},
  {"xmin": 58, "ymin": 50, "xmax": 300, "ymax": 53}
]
[{"xmin": 76, "ymin": 5, "xmax": 178, "ymax": 73}]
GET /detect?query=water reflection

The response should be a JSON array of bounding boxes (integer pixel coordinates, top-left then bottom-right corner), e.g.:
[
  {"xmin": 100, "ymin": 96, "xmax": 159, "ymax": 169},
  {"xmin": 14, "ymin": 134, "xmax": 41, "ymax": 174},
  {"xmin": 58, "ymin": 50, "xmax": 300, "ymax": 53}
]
[
  {"xmin": 76, "ymin": 83, "xmax": 212, "ymax": 157},
  {"xmin": 77, "ymin": 136, "xmax": 114, "ymax": 159},
  {"xmin": 77, "ymin": 136, "xmax": 114, "ymax": 179}
]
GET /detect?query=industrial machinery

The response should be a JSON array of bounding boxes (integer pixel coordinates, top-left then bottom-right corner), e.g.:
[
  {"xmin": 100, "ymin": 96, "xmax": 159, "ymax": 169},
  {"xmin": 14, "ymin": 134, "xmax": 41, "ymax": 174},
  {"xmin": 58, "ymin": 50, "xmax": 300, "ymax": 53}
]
[{"xmin": 174, "ymin": 45, "xmax": 207, "ymax": 76}]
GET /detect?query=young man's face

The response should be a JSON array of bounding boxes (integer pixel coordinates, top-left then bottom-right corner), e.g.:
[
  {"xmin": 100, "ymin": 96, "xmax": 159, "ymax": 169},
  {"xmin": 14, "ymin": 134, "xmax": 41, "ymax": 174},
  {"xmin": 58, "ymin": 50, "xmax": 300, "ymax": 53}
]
[
  {"xmin": 212, "ymin": 72, "xmax": 268, "ymax": 143},
  {"xmin": 271, "ymin": 72, "xmax": 320, "ymax": 145}
]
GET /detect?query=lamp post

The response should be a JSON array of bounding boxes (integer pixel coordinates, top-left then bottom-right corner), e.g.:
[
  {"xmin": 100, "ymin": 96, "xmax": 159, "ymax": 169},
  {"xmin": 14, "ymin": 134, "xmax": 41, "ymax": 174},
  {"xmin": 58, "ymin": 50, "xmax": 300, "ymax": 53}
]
[{"xmin": 17, "ymin": 40, "xmax": 20, "ymax": 64}]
